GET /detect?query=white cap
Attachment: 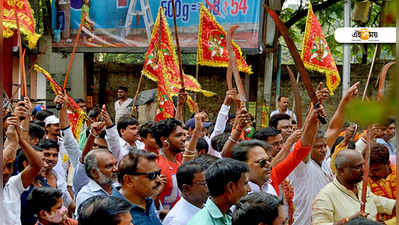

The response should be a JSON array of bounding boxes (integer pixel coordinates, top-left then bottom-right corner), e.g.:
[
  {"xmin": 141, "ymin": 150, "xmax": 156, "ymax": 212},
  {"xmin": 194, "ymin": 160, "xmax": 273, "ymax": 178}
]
[{"xmin": 44, "ymin": 115, "xmax": 59, "ymax": 126}]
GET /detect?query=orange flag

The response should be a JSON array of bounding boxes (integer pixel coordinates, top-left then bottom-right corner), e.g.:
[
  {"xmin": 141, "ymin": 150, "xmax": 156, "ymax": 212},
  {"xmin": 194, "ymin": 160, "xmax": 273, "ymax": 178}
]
[
  {"xmin": 155, "ymin": 51, "xmax": 175, "ymax": 122},
  {"xmin": 196, "ymin": 3, "xmax": 252, "ymax": 74},
  {"xmin": 2, "ymin": 0, "xmax": 41, "ymax": 48},
  {"xmin": 301, "ymin": 3, "xmax": 340, "ymax": 94},
  {"xmin": 142, "ymin": 7, "xmax": 215, "ymax": 98}
]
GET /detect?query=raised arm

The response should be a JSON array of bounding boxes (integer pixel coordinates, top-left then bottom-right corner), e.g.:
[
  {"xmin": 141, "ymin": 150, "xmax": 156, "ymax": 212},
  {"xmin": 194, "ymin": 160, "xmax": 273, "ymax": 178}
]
[
  {"xmin": 80, "ymin": 121, "xmax": 105, "ymax": 162},
  {"xmin": 271, "ymin": 105, "xmax": 322, "ymax": 187},
  {"xmin": 102, "ymin": 104, "xmax": 122, "ymax": 161},
  {"xmin": 221, "ymin": 108, "xmax": 251, "ymax": 158},
  {"xmin": 3, "ymin": 116, "xmax": 20, "ymax": 166},
  {"xmin": 16, "ymin": 120, "xmax": 44, "ymax": 188},
  {"xmin": 184, "ymin": 109, "xmax": 207, "ymax": 163},
  {"xmin": 326, "ymin": 82, "xmax": 359, "ymax": 148},
  {"xmin": 55, "ymin": 91, "xmax": 81, "ymax": 168}
]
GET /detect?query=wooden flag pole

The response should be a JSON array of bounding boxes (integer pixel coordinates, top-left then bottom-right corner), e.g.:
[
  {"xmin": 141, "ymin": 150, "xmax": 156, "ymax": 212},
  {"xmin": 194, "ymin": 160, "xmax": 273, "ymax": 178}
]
[
  {"xmin": 130, "ymin": 73, "xmax": 144, "ymax": 118},
  {"xmin": 15, "ymin": 9, "xmax": 27, "ymax": 97},
  {"xmin": 171, "ymin": 0, "xmax": 184, "ymax": 89},
  {"xmin": 63, "ymin": 17, "xmax": 84, "ymax": 89}
]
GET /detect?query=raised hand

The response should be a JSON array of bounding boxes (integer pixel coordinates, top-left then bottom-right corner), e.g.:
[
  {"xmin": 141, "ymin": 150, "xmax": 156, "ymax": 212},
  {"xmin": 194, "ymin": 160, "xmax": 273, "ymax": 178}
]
[
  {"xmin": 101, "ymin": 104, "xmax": 113, "ymax": 128},
  {"xmin": 316, "ymin": 82, "xmax": 329, "ymax": 103}
]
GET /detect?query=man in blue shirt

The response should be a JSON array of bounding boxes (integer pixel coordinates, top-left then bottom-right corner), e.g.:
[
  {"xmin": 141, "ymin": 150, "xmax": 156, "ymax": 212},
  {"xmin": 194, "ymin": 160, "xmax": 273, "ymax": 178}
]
[
  {"xmin": 75, "ymin": 149, "xmax": 118, "ymax": 217},
  {"xmin": 113, "ymin": 149, "xmax": 162, "ymax": 225},
  {"xmin": 187, "ymin": 158, "xmax": 251, "ymax": 225}
]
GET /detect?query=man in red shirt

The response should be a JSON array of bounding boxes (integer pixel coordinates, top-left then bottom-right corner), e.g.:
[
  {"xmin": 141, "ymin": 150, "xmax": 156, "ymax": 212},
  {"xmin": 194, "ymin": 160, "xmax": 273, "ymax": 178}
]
[{"xmin": 152, "ymin": 118, "xmax": 187, "ymax": 209}]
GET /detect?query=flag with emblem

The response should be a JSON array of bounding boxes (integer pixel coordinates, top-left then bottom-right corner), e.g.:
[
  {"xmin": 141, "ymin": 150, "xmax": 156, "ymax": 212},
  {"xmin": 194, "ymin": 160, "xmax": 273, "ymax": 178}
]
[
  {"xmin": 196, "ymin": 3, "xmax": 252, "ymax": 74},
  {"xmin": 155, "ymin": 51, "xmax": 175, "ymax": 122},
  {"xmin": 142, "ymin": 7, "xmax": 215, "ymax": 98},
  {"xmin": 301, "ymin": 3, "xmax": 340, "ymax": 94},
  {"xmin": 2, "ymin": 0, "xmax": 41, "ymax": 48}
]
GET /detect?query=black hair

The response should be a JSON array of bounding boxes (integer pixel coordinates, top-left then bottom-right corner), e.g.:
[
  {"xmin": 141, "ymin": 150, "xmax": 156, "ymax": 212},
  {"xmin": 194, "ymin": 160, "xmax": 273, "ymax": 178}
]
[
  {"xmin": 370, "ymin": 143, "xmax": 390, "ymax": 166},
  {"xmin": 17, "ymin": 149, "xmax": 27, "ymax": 172},
  {"xmin": 78, "ymin": 195, "xmax": 132, "ymax": 225},
  {"xmin": 35, "ymin": 110, "xmax": 54, "ymax": 121},
  {"xmin": 206, "ymin": 158, "xmax": 249, "ymax": 197},
  {"xmin": 231, "ymin": 140, "xmax": 271, "ymax": 162},
  {"xmin": 75, "ymin": 98, "xmax": 85, "ymax": 104},
  {"xmin": 38, "ymin": 139, "xmax": 59, "ymax": 152},
  {"xmin": 195, "ymin": 154, "xmax": 219, "ymax": 168},
  {"xmin": 152, "ymin": 118, "xmax": 183, "ymax": 147},
  {"xmin": 118, "ymin": 86, "xmax": 128, "ymax": 92},
  {"xmin": 345, "ymin": 216, "xmax": 382, "ymax": 225},
  {"xmin": 232, "ymin": 192, "xmax": 283, "ymax": 225},
  {"xmin": 176, "ymin": 159, "xmax": 206, "ymax": 190},
  {"xmin": 196, "ymin": 137, "xmax": 209, "ymax": 154},
  {"xmin": 27, "ymin": 187, "xmax": 63, "ymax": 215},
  {"xmin": 211, "ymin": 133, "xmax": 230, "ymax": 152},
  {"xmin": 252, "ymin": 127, "xmax": 281, "ymax": 142},
  {"xmin": 88, "ymin": 108, "xmax": 100, "ymax": 119},
  {"xmin": 277, "ymin": 95, "xmax": 288, "ymax": 102},
  {"xmin": 269, "ymin": 113, "xmax": 291, "ymax": 129},
  {"xmin": 99, "ymin": 130, "xmax": 107, "ymax": 139},
  {"xmin": 118, "ymin": 149, "xmax": 158, "ymax": 184},
  {"xmin": 29, "ymin": 123, "xmax": 45, "ymax": 141},
  {"xmin": 139, "ymin": 121, "xmax": 157, "ymax": 138},
  {"xmin": 117, "ymin": 117, "xmax": 139, "ymax": 136},
  {"xmin": 30, "ymin": 120, "xmax": 46, "ymax": 128}
]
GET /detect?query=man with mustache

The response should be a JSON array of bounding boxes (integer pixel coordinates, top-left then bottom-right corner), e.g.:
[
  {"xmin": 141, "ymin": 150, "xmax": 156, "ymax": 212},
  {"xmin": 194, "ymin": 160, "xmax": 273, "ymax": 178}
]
[
  {"xmin": 113, "ymin": 149, "xmax": 163, "ymax": 225},
  {"xmin": 74, "ymin": 149, "xmax": 118, "ymax": 217}
]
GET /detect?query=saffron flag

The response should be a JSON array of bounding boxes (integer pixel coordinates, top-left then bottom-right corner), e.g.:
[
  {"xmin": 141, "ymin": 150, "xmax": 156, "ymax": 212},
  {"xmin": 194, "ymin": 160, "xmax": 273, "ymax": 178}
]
[
  {"xmin": 142, "ymin": 7, "xmax": 215, "ymax": 98},
  {"xmin": 196, "ymin": 4, "xmax": 252, "ymax": 74},
  {"xmin": 155, "ymin": 51, "xmax": 175, "ymax": 122},
  {"xmin": 301, "ymin": 3, "xmax": 340, "ymax": 94},
  {"xmin": 34, "ymin": 65, "xmax": 87, "ymax": 138},
  {"xmin": 3, "ymin": 0, "xmax": 41, "ymax": 48}
]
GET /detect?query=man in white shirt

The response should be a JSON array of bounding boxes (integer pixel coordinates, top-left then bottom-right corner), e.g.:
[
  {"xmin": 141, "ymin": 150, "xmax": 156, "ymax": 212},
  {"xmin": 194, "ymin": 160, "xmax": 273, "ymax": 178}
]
[
  {"xmin": 163, "ymin": 159, "xmax": 210, "ymax": 225},
  {"xmin": 288, "ymin": 130, "xmax": 334, "ymax": 225},
  {"xmin": 117, "ymin": 117, "xmax": 145, "ymax": 157},
  {"xmin": 270, "ymin": 95, "xmax": 297, "ymax": 122},
  {"xmin": 2, "ymin": 114, "xmax": 43, "ymax": 225},
  {"xmin": 114, "ymin": 86, "xmax": 133, "ymax": 124}
]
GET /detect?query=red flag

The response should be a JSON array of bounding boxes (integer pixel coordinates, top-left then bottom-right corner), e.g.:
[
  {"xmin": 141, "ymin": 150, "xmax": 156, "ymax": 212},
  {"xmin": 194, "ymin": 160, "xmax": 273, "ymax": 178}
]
[
  {"xmin": 3, "ymin": 0, "xmax": 41, "ymax": 48},
  {"xmin": 142, "ymin": 7, "xmax": 215, "ymax": 97},
  {"xmin": 155, "ymin": 52, "xmax": 175, "ymax": 122},
  {"xmin": 196, "ymin": 4, "xmax": 252, "ymax": 74},
  {"xmin": 301, "ymin": 3, "xmax": 340, "ymax": 94}
]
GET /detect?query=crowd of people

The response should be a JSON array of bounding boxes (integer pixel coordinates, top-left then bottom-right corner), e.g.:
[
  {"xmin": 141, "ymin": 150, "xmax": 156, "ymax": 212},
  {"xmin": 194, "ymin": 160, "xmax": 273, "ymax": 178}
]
[{"xmin": 1, "ymin": 83, "xmax": 396, "ymax": 225}]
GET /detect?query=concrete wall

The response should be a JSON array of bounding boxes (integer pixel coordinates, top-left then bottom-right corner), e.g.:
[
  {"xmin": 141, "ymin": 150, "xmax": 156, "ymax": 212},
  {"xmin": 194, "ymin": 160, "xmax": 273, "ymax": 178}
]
[
  {"xmin": 92, "ymin": 61, "xmax": 395, "ymax": 124},
  {"xmin": 37, "ymin": 35, "xmax": 86, "ymax": 106}
]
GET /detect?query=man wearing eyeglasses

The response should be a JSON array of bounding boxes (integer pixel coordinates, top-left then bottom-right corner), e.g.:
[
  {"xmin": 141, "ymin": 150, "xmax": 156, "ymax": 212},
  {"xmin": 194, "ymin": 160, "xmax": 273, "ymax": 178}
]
[
  {"xmin": 231, "ymin": 140, "xmax": 276, "ymax": 196},
  {"xmin": 113, "ymin": 149, "xmax": 163, "ymax": 225}
]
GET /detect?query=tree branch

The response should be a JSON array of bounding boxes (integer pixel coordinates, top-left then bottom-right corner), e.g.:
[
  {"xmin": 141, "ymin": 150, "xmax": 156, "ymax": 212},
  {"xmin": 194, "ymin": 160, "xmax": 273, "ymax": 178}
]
[{"xmin": 285, "ymin": 0, "xmax": 341, "ymax": 28}]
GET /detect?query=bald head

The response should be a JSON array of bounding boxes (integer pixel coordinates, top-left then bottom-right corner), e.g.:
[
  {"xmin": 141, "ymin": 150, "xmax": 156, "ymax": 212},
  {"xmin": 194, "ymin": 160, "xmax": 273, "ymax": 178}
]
[
  {"xmin": 335, "ymin": 150, "xmax": 364, "ymax": 186},
  {"xmin": 334, "ymin": 150, "xmax": 362, "ymax": 170}
]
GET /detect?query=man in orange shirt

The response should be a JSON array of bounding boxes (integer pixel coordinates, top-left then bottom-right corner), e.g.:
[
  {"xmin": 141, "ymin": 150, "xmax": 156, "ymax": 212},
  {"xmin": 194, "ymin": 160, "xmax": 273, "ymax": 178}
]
[
  {"xmin": 368, "ymin": 143, "xmax": 396, "ymax": 222},
  {"xmin": 152, "ymin": 118, "xmax": 186, "ymax": 210}
]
